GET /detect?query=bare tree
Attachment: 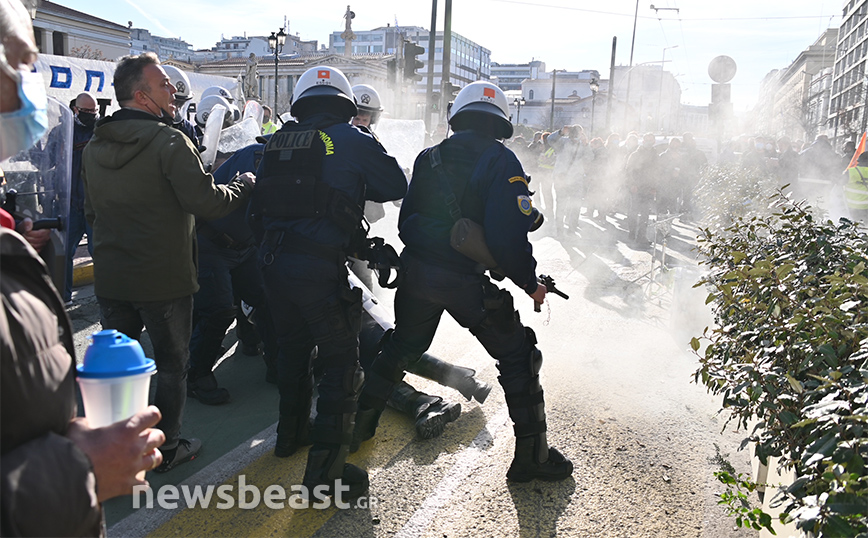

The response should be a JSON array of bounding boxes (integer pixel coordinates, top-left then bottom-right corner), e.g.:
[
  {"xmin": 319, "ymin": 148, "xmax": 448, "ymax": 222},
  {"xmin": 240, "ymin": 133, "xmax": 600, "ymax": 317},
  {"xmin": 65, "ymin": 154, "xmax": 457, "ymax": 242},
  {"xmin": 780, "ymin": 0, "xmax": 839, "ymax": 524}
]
[{"xmin": 69, "ymin": 44, "xmax": 105, "ymax": 61}]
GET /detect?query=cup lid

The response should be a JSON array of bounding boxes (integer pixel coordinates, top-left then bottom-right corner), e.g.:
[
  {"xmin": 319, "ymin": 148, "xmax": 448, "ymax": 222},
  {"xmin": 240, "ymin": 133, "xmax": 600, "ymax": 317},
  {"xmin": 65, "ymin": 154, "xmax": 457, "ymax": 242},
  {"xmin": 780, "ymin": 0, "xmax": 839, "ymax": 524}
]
[{"xmin": 77, "ymin": 330, "xmax": 156, "ymax": 378}]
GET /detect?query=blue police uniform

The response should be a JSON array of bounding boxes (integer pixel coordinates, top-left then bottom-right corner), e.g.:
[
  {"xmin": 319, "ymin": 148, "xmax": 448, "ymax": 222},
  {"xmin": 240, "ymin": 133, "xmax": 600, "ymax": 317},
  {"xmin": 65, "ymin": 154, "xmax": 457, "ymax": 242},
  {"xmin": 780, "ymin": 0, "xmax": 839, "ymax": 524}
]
[
  {"xmin": 173, "ymin": 118, "xmax": 200, "ymax": 149},
  {"xmin": 188, "ymin": 143, "xmax": 277, "ymax": 402},
  {"xmin": 356, "ymin": 129, "xmax": 572, "ymax": 481},
  {"xmin": 252, "ymin": 112, "xmax": 406, "ymax": 484}
]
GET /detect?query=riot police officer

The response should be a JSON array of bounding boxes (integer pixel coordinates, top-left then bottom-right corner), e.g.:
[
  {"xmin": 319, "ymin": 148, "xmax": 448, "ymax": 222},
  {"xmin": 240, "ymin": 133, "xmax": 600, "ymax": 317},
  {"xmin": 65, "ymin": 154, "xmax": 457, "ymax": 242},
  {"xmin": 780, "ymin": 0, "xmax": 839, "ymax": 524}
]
[
  {"xmin": 250, "ymin": 66, "xmax": 406, "ymax": 499},
  {"xmin": 161, "ymin": 65, "xmax": 200, "ymax": 146},
  {"xmin": 350, "ymin": 84, "xmax": 383, "ymax": 129},
  {"xmin": 353, "ymin": 81, "xmax": 573, "ymax": 482},
  {"xmin": 188, "ymin": 141, "xmax": 278, "ymax": 404},
  {"xmin": 348, "ymin": 83, "xmax": 389, "ymax": 291}
]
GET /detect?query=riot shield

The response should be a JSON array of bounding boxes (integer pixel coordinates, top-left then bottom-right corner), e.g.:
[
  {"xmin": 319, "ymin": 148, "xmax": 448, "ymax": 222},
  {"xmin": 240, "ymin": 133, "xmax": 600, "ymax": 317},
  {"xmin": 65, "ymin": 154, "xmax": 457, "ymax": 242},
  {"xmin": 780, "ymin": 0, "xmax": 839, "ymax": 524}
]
[
  {"xmin": 200, "ymin": 103, "xmax": 226, "ymax": 172},
  {"xmin": 0, "ymin": 96, "xmax": 72, "ymax": 293},
  {"xmin": 180, "ymin": 100, "xmax": 195, "ymax": 123},
  {"xmin": 242, "ymin": 100, "xmax": 264, "ymax": 127},
  {"xmin": 218, "ymin": 118, "xmax": 263, "ymax": 154}
]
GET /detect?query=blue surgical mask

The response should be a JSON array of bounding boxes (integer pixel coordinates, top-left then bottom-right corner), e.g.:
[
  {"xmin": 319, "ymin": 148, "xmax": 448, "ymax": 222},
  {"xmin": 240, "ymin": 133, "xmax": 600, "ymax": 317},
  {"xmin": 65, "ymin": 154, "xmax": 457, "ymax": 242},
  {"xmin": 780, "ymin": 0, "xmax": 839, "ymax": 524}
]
[{"xmin": 0, "ymin": 67, "xmax": 48, "ymax": 161}]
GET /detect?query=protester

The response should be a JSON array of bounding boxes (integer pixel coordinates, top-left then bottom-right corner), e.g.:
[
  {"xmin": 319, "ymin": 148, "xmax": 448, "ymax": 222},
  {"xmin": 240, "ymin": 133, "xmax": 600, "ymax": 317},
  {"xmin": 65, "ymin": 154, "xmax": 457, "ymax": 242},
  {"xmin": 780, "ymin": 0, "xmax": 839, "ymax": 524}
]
[
  {"xmin": 63, "ymin": 92, "xmax": 98, "ymax": 304},
  {"xmin": 1, "ymin": 3, "xmax": 165, "ymax": 535},
  {"xmin": 625, "ymin": 133, "xmax": 660, "ymax": 247},
  {"xmin": 82, "ymin": 52, "xmax": 255, "ymax": 473}
]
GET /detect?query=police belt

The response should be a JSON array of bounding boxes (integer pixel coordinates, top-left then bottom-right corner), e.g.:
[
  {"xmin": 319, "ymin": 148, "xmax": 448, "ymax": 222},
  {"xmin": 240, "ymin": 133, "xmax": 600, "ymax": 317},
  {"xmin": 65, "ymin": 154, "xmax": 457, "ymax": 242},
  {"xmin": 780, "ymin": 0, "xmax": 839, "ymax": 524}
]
[
  {"xmin": 262, "ymin": 229, "xmax": 346, "ymax": 265},
  {"xmin": 197, "ymin": 221, "xmax": 254, "ymax": 251}
]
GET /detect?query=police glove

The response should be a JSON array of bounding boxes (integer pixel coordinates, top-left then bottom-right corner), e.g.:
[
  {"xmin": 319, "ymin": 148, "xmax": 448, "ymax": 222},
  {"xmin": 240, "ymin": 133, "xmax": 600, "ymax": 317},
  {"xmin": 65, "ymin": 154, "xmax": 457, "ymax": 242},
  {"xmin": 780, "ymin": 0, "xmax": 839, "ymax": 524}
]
[{"xmin": 238, "ymin": 172, "xmax": 256, "ymax": 187}]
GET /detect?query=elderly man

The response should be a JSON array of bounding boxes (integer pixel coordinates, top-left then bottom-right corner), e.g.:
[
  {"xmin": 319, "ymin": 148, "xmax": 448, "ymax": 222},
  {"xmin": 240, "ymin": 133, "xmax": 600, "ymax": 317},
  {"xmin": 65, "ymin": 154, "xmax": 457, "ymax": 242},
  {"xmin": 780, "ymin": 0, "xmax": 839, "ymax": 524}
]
[
  {"xmin": 83, "ymin": 52, "xmax": 255, "ymax": 473},
  {"xmin": 1, "ymin": 4, "xmax": 165, "ymax": 537}
]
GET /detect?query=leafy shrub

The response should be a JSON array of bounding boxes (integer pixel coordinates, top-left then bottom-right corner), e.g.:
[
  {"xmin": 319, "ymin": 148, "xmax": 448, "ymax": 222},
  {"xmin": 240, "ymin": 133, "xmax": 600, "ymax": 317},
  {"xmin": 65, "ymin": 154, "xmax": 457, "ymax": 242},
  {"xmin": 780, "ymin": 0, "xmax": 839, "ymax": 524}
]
[{"xmin": 692, "ymin": 193, "xmax": 868, "ymax": 536}]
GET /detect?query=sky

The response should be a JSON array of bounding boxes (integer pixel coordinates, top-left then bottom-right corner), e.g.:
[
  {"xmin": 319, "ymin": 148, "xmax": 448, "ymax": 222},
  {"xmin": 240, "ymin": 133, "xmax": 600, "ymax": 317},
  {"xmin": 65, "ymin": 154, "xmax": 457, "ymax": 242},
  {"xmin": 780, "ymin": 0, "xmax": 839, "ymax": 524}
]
[{"xmin": 53, "ymin": 0, "xmax": 842, "ymax": 109}]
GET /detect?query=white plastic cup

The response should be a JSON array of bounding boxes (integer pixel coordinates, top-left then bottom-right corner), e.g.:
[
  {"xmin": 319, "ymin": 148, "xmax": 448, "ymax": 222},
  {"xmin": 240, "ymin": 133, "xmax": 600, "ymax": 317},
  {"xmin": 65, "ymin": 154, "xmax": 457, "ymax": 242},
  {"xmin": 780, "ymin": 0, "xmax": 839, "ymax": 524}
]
[{"xmin": 77, "ymin": 371, "xmax": 154, "ymax": 428}]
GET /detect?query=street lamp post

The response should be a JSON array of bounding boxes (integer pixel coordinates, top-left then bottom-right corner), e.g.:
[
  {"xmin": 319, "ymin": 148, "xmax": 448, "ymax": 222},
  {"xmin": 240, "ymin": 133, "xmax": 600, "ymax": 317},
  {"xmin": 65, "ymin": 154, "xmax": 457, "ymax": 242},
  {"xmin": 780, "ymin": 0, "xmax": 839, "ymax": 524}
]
[
  {"xmin": 550, "ymin": 69, "xmax": 562, "ymax": 131},
  {"xmin": 657, "ymin": 45, "xmax": 678, "ymax": 132},
  {"xmin": 589, "ymin": 78, "xmax": 599, "ymax": 136},
  {"xmin": 267, "ymin": 27, "xmax": 287, "ymax": 113},
  {"xmin": 514, "ymin": 97, "xmax": 526, "ymax": 125}
]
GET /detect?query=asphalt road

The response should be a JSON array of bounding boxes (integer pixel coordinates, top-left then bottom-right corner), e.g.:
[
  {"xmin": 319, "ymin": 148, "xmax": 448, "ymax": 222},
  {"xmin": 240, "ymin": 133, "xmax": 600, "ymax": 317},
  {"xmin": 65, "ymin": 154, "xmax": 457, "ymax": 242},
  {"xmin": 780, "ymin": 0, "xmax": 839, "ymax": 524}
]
[{"xmin": 67, "ymin": 206, "xmax": 755, "ymax": 538}]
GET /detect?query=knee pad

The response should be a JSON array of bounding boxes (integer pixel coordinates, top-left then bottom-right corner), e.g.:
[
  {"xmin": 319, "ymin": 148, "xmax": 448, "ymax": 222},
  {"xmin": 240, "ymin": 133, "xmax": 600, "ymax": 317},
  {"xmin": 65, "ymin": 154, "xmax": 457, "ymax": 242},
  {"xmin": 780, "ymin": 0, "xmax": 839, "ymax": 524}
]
[
  {"xmin": 530, "ymin": 348, "xmax": 543, "ymax": 376},
  {"xmin": 344, "ymin": 362, "xmax": 365, "ymax": 396},
  {"xmin": 524, "ymin": 326, "xmax": 538, "ymax": 346}
]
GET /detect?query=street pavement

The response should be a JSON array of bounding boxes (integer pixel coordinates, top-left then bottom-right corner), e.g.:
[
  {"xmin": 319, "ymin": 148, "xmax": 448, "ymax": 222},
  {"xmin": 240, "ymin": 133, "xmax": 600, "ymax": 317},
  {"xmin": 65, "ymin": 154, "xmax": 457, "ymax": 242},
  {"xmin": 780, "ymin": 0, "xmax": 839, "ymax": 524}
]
[{"xmin": 67, "ymin": 206, "xmax": 754, "ymax": 538}]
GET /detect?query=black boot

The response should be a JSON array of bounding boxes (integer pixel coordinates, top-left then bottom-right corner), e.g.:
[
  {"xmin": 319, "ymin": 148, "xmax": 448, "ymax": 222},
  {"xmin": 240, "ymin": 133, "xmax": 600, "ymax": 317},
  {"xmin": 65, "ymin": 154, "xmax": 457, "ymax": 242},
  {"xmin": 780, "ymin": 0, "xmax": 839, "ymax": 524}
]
[
  {"xmin": 302, "ymin": 445, "xmax": 369, "ymax": 501},
  {"xmin": 388, "ymin": 381, "xmax": 461, "ymax": 439},
  {"xmin": 274, "ymin": 414, "xmax": 312, "ymax": 457},
  {"xmin": 506, "ymin": 433, "xmax": 573, "ymax": 482},
  {"xmin": 305, "ymin": 362, "xmax": 368, "ymax": 498},
  {"xmin": 275, "ymin": 369, "xmax": 313, "ymax": 457},
  {"xmin": 501, "ymin": 343, "xmax": 572, "ymax": 482},
  {"xmin": 406, "ymin": 353, "xmax": 492, "ymax": 403},
  {"xmin": 352, "ymin": 363, "xmax": 399, "ymax": 453},
  {"xmin": 350, "ymin": 406, "xmax": 381, "ymax": 453}
]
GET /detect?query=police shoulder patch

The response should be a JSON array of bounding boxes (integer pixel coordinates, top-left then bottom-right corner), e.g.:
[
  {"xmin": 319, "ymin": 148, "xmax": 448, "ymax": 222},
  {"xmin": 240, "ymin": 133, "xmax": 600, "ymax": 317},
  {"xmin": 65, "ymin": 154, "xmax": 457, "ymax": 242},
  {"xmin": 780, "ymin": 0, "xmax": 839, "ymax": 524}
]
[
  {"xmin": 508, "ymin": 175, "xmax": 529, "ymax": 188},
  {"xmin": 517, "ymin": 195, "xmax": 533, "ymax": 216}
]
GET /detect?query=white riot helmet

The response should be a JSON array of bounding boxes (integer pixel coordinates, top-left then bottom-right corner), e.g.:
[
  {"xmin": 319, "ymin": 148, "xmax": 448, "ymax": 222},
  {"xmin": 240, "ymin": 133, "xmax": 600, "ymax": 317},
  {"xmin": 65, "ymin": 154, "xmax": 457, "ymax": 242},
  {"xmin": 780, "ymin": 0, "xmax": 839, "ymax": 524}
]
[
  {"xmin": 195, "ymin": 95, "xmax": 233, "ymax": 128},
  {"xmin": 161, "ymin": 65, "xmax": 193, "ymax": 101},
  {"xmin": 229, "ymin": 104, "xmax": 242, "ymax": 124},
  {"xmin": 352, "ymin": 84, "xmax": 383, "ymax": 125},
  {"xmin": 201, "ymin": 86, "xmax": 234, "ymax": 104},
  {"xmin": 290, "ymin": 66, "xmax": 357, "ymax": 120},
  {"xmin": 448, "ymin": 81, "xmax": 513, "ymax": 139}
]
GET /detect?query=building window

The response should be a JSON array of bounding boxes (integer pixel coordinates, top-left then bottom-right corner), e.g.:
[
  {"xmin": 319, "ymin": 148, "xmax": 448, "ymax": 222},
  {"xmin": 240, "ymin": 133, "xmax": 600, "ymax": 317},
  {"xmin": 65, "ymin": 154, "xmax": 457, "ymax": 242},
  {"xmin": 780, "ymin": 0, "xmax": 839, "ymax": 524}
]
[
  {"xmin": 52, "ymin": 31, "xmax": 65, "ymax": 56},
  {"xmin": 529, "ymin": 89, "xmax": 534, "ymax": 100}
]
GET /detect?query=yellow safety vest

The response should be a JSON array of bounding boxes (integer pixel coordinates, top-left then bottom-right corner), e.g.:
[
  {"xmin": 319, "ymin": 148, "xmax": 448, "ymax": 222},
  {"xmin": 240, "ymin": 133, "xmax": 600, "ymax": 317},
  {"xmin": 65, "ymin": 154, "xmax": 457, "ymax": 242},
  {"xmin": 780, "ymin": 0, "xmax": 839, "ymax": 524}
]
[
  {"xmin": 262, "ymin": 121, "xmax": 278, "ymax": 135},
  {"xmin": 539, "ymin": 148, "xmax": 555, "ymax": 170},
  {"xmin": 845, "ymin": 166, "xmax": 868, "ymax": 210}
]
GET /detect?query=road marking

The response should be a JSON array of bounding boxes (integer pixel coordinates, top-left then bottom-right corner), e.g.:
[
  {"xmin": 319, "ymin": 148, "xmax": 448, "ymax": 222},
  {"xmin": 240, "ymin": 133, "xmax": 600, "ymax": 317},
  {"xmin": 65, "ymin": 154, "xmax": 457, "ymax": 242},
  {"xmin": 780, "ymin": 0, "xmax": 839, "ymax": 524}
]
[
  {"xmin": 394, "ymin": 405, "xmax": 511, "ymax": 538},
  {"xmin": 109, "ymin": 400, "xmax": 509, "ymax": 537},
  {"xmin": 108, "ymin": 422, "xmax": 278, "ymax": 537}
]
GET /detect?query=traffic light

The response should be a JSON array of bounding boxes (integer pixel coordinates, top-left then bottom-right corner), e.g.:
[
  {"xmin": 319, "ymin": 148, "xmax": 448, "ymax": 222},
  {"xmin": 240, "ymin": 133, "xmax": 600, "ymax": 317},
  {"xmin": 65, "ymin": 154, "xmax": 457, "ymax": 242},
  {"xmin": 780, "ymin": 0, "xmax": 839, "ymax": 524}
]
[
  {"xmin": 403, "ymin": 41, "xmax": 424, "ymax": 82},
  {"xmin": 429, "ymin": 91, "xmax": 441, "ymax": 111},
  {"xmin": 443, "ymin": 82, "xmax": 460, "ymax": 99}
]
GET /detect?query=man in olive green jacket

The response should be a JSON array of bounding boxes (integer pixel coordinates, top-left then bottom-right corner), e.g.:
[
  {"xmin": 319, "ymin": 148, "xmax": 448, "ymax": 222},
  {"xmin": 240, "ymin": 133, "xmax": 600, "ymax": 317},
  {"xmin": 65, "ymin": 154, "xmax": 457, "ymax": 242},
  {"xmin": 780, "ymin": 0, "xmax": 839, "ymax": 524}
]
[{"xmin": 83, "ymin": 53, "xmax": 255, "ymax": 473}]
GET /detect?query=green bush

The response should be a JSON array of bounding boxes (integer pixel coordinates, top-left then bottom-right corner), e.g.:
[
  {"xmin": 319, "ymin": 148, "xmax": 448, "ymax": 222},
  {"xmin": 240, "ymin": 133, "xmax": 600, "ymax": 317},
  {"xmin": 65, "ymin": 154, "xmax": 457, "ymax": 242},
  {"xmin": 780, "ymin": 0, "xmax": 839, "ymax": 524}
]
[{"xmin": 692, "ymin": 193, "xmax": 868, "ymax": 536}]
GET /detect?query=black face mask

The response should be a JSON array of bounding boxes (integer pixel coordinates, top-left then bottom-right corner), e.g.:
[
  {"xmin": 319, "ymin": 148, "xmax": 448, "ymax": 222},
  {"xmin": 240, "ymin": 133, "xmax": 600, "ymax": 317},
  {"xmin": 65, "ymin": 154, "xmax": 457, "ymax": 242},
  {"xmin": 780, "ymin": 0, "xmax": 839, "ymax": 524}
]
[
  {"xmin": 77, "ymin": 112, "xmax": 97, "ymax": 128},
  {"xmin": 144, "ymin": 92, "xmax": 174, "ymax": 124}
]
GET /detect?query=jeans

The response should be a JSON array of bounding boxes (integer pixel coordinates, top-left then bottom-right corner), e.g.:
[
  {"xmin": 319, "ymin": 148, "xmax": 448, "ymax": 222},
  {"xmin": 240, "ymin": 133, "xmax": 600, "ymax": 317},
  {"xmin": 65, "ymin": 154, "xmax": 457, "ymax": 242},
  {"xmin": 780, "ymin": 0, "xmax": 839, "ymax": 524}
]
[
  {"xmin": 189, "ymin": 242, "xmax": 276, "ymax": 381},
  {"xmin": 97, "ymin": 295, "xmax": 193, "ymax": 449},
  {"xmin": 64, "ymin": 206, "xmax": 93, "ymax": 302}
]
